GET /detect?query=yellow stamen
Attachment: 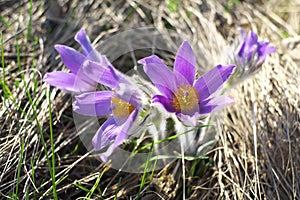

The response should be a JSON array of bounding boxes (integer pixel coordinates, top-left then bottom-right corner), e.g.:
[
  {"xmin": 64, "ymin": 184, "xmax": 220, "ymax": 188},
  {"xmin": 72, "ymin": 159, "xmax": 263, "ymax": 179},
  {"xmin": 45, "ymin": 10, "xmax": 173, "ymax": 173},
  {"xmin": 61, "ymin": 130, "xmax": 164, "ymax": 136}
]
[
  {"xmin": 172, "ymin": 84, "xmax": 199, "ymax": 114},
  {"xmin": 111, "ymin": 96, "xmax": 135, "ymax": 118}
]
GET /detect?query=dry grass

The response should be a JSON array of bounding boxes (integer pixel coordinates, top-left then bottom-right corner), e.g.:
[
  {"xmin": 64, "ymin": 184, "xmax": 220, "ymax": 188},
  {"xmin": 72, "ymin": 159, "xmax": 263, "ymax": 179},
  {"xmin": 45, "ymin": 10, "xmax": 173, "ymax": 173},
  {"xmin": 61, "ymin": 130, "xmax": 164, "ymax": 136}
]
[{"xmin": 0, "ymin": 0, "xmax": 299, "ymax": 199}]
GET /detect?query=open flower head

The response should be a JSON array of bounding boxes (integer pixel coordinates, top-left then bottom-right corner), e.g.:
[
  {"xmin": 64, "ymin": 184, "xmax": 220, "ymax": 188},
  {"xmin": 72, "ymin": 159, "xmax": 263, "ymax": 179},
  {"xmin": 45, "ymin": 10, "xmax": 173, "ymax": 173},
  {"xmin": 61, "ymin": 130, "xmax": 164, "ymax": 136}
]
[
  {"xmin": 232, "ymin": 30, "xmax": 276, "ymax": 77},
  {"xmin": 43, "ymin": 28, "xmax": 111, "ymax": 94},
  {"xmin": 73, "ymin": 60, "xmax": 142, "ymax": 162},
  {"xmin": 139, "ymin": 41, "xmax": 235, "ymax": 125}
]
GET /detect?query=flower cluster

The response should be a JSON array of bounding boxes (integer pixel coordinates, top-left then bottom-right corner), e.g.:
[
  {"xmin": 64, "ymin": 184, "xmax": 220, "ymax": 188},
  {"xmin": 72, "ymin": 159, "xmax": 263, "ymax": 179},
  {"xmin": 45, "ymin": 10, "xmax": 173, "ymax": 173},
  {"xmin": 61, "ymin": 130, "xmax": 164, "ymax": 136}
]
[
  {"xmin": 139, "ymin": 41, "xmax": 235, "ymax": 126},
  {"xmin": 44, "ymin": 29, "xmax": 143, "ymax": 161},
  {"xmin": 72, "ymin": 60, "xmax": 142, "ymax": 161},
  {"xmin": 44, "ymin": 28, "xmax": 275, "ymax": 162},
  {"xmin": 228, "ymin": 30, "xmax": 276, "ymax": 84}
]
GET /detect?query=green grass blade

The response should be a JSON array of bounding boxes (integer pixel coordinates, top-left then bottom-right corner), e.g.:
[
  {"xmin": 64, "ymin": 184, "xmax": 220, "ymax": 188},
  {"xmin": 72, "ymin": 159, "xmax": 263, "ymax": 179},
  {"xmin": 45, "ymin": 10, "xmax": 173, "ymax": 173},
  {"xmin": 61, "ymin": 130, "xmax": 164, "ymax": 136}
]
[
  {"xmin": 137, "ymin": 124, "xmax": 212, "ymax": 152},
  {"xmin": 15, "ymin": 138, "xmax": 25, "ymax": 198},
  {"xmin": 27, "ymin": 0, "xmax": 32, "ymax": 41},
  {"xmin": 1, "ymin": 32, "xmax": 7, "ymax": 103},
  {"xmin": 74, "ymin": 184, "xmax": 90, "ymax": 193},
  {"xmin": 30, "ymin": 157, "xmax": 37, "ymax": 199},
  {"xmin": 0, "ymin": 16, "xmax": 10, "ymax": 28},
  {"xmin": 114, "ymin": 177, "xmax": 122, "ymax": 200},
  {"xmin": 86, "ymin": 167, "xmax": 108, "ymax": 198},
  {"xmin": 47, "ymin": 87, "xmax": 58, "ymax": 199},
  {"xmin": 137, "ymin": 143, "xmax": 154, "ymax": 199},
  {"xmin": 150, "ymin": 154, "xmax": 209, "ymax": 162},
  {"xmin": 24, "ymin": 87, "xmax": 55, "ymax": 199}
]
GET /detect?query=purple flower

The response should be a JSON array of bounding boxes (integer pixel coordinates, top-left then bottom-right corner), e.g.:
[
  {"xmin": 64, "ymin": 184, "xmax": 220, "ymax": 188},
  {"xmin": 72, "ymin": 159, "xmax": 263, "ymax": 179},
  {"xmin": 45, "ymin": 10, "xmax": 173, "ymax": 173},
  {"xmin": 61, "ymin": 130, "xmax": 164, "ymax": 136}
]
[
  {"xmin": 73, "ymin": 60, "xmax": 141, "ymax": 162},
  {"xmin": 234, "ymin": 30, "xmax": 276, "ymax": 74},
  {"xmin": 43, "ymin": 28, "xmax": 111, "ymax": 94},
  {"xmin": 138, "ymin": 41, "xmax": 235, "ymax": 125}
]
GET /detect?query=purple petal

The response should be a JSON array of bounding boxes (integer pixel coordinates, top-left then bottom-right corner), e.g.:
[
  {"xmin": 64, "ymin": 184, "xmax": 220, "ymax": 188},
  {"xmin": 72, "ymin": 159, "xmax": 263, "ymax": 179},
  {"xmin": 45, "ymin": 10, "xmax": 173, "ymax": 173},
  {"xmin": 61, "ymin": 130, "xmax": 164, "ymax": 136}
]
[
  {"xmin": 43, "ymin": 71, "xmax": 94, "ymax": 93},
  {"xmin": 152, "ymin": 94, "xmax": 176, "ymax": 113},
  {"xmin": 173, "ymin": 68, "xmax": 192, "ymax": 87},
  {"xmin": 259, "ymin": 42, "xmax": 276, "ymax": 54},
  {"xmin": 174, "ymin": 41, "xmax": 196, "ymax": 85},
  {"xmin": 237, "ymin": 31, "xmax": 258, "ymax": 61},
  {"xmin": 177, "ymin": 112, "xmax": 199, "ymax": 126},
  {"xmin": 54, "ymin": 45, "xmax": 85, "ymax": 74},
  {"xmin": 194, "ymin": 65, "xmax": 235, "ymax": 101},
  {"xmin": 138, "ymin": 55, "xmax": 177, "ymax": 93},
  {"xmin": 245, "ymin": 31, "xmax": 261, "ymax": 62},
  {"xmin": 246, "ymin": 31, "xmax": 257, "ymax": 49},
  {"xmin": 114, "ymin": 83, "xmax": 141, "ymax": 110},
  {"xmin": 100, "ymin": 55, "xmax": 113, "ymax": 68},
  {"xmin": 113, "ymin": 109, "xmax": 137, "ymax": 147},
  {"xmin": 73, "ymin": 91, "xmax": 113, "ymax": 116},
  {"xmin": 84, "ymin": 49, "xmax": 113, "ymax": 65},
  {"xmin": 82, "ymin": 60, "xmax": 122, "ymax": 89},
  {"xmin": 237, "ymin": 41, "xmax": 246, "ymax": 59},
  {"xmin": 155, "ymin": 85, "xmax": 173, "ymax": 99},
  {"xmin": 92, "ymin": 117, "xmax": 118, "ymax": 151},
  {"xmin": 101, "ymin": 110, "xmax": 138, "ymax": 161},
  {"xmin": 246, "ymin": 31, "xmax": 258, "ymax": 47},
  {"xmin": 99, "ymin": 110, "xmax": 138, "ymax": 162},
  {"xmin": 199, "ymin": 95, "xmax": 234, "ymax": 114},
  {"xmin": 74, "ymin": 28, "xmax": 93, "ymax": 56},
  {"xmin": 257, "ymin": 42, "xmax": 276, "ymax": 63},
  {"xmin": 99, "ymin": 144, "xmax": 116, "ymax": 162}
]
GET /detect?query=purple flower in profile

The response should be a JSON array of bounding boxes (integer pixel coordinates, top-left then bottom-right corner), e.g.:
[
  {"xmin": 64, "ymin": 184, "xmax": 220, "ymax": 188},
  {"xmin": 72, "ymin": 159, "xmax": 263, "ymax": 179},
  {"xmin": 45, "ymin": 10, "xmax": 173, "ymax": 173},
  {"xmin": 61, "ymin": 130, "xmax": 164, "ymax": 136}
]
[
  {"xmin": 138, "ymin": 41, "xmax": 235, "ymax": 125},
  {"xmin": 43, "ymin": 28, "xmax": 111, "ymax": 93},
  {"xmin": 73, "ymin": 60, "xmax": 142, "ymax": 162},
  {"xmin": 233, "ymin": 30, "xmax": 276, "ymax": 75}
]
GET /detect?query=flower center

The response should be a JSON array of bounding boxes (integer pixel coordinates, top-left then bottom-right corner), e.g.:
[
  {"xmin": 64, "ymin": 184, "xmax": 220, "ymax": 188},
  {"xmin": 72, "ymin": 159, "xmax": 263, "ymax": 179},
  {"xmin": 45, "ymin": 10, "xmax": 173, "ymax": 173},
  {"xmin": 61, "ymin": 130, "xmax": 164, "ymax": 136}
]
[
  {"xmin": 172, "ymin": 84, "xmax": 199, "ymax": 114},
  {"xmin": 111, "ymin": 96, "xmax": 135, "ymax": 119}
]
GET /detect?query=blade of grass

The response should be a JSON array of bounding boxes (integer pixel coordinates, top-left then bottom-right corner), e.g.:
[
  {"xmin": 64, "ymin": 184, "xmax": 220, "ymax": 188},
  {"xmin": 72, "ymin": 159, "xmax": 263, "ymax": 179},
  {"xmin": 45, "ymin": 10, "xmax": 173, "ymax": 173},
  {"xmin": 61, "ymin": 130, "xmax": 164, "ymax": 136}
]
[
  {"xmin": 86, "ymin": 167, "xmax": 108, "ymax": 198},
  {"xmin": 47, "ymin": 86, "xmax": 57, "ymax": 199},
  {"xmin": 0, "ymin": 16, "xmax": 10, "ymax": 28},
  {"xmin": 114, "ymin": 177, "xmax": 122, "ymax": 200},
  {"xmin": 1, "ymin": 35, "xmax": 34, "ymax": 119},
  {"xmin": 181, "ymin": 142, "xmax": 186, "ymax": 200},
  {"xmin": 31, "ymin": 36, "xmax": 39, "ymax": 96},
  {"xmin": 25, "ymin": 187, "xmax": 30, "ymax": 200},
  {"xmin": 14, "ymin": 137, "xmax": 25, "ymax": 199},
  {"xmin": 15, "ymin": 37, "xmax": 21, "ymax": 73},
  {"xmin": 137, "ymin": 143, "xmax": 154, "ymax": 199},
  {"xmin": 137, "ymin": 124, "xmax": 212, "ymax": 152},
  {"xmin": 1, "ymin": 32, "xmax": 8, "ymax": 103},
  {"xmin": 27, "ymin": 0, "xmax": 32, "ymax": 41},
  {"xmin": 149, "ymin": 154, "xmax": 209, "ymax": 162},
  {"xmin": 74, "ymin": 183, "xmax": 90, "ymax": 193},
  {"xmin": 12, "ymin": 37, "xmax": 25, "ymax": 199},
  {"xmin": 189, "ymin": 159, "xmax": 200, "ymax": 177},
  {"xmin": 42, "ymin": 175, "xmax": 68, "ymax": 198},
  {"xmin": 23, "ymin": 84, "xmax": 56, "ymax": 199},
  {"xmin": 16, "ymin": 30, "xmax": 57, "ymax": 199},
  {"xmin": 148, "ymin": 156, "xmax": 158, "ymax": 186},
  {"xmin": 56, "ymin": 175, "xmax": 68, "ymax": 185},
  {"xmin": 30, "ymin": 157, "xmax": 37, "ymax": 199}
]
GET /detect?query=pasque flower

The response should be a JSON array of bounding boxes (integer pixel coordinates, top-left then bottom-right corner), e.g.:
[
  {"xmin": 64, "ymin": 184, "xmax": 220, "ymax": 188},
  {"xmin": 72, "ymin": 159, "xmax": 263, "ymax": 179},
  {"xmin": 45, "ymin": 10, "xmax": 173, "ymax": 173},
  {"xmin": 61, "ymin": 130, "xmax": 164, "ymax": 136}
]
[
  {"xmin": 139, "ymin": 41, "xmax": 235, "ymax": 125},
  {"xmin": 232, "ymin": 30, "xmax": 276, "ymax": 76},
  {"xmin": 43, "ymin": 28, "xmax": 111, "ymax": 93},
  {"xmin": 73, "ymin": 60, "xmax": 142, "ymax": 162},
  {"xmin": 44, "ymin": 28, "xmax": 141, "ymax": 161}
]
